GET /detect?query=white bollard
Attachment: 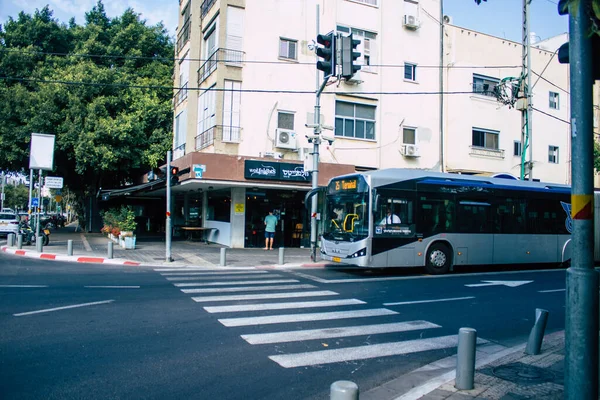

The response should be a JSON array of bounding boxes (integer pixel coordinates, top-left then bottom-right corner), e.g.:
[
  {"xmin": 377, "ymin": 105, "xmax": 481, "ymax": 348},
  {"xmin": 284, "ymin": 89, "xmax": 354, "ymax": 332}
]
[
  {"xmin": 108, "ymin": 241, "xmax": 113, "ymax": 259},
  {"xmin": 455, "ymin": 327, "xmax": 477, "ymax": 390},
  {"xmin": 525, "ymin": 308, "xmax": 549, "ymax": 355},
  {"xmin": 36, "ymin": 236, "xmax": 43, "ymax": 252},
  {"xmin": 67, "ymin": 240, "xmax": 73, "ymax": 256},
  {"xmin": 17, "ymin": 234, "xmax": 23, "ymax": 249},
  {"xmin": 220, "ymin": 248, "xmax": 227, "ymax": 266},
  {"xmin": 279, "ymin": 247, "xmax": 285, "ymax": 265},
  {"xmin": 7, "ymin": 233, "xmax": 15, "ymax": 247},
  {"xmin": 330, "ymin": 381, "xmax": 359, "ymax": 400}
]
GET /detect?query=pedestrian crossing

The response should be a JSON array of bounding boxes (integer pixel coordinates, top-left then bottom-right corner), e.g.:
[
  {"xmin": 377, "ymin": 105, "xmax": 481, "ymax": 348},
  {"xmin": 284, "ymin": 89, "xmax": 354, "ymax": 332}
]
[{"xmin": 155, "ymin": 267, "xmax": 487, "ymax": 369}]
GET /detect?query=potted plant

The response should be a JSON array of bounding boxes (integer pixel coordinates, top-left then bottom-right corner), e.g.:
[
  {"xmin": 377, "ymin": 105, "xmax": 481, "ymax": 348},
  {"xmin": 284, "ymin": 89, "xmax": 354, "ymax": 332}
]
[{"xmin": 118, "ymin": 206, "xmax": 137, "ymax": 249}]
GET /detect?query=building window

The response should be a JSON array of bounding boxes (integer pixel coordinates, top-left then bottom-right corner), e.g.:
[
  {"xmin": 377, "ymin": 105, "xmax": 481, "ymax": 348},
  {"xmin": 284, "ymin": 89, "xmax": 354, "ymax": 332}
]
[
  {"xmin": 222, "ymin": 80, "xmax": 241, "ymax": 142},
  {"xmin": 473, "ymin": 74, "xmax": 499, "ymax": 97},
  {"xmin": 472, "ymin": 128, "xmax": 499, "ymax": 150},
  {"xmin": 175, "ymin": 109, "xmax": 187, "ymax": 148},
  {"xmin": 403, "ymin": 127, "xmax": 416, "ymax": 144},
  {"xmin": 549, "ymin": 92, "xmax": 559, "ymax": 110},
  {"xmin": 198, "ymin": 86, "xmax": 216, "ymax": 134},
  {"xmin": 277, "ymin": 111, "xmax": 295, "ymax": 130},
  {"xmin": 279, "ymin": 38, "xmax": 297, "ymax": 60},
  {"xmin": 177, "ymin": 54, "xmax": 189, "ymax": 104},
  {"xmin": 548, "ymin": 145, "xmax": 559, "ymax": 164},
  {"xmin": 335, "ymin": 101, "xmax": 376, "ymax": 140},
  {"xmin": 404, "ymin": 63, "xmax": 416, "ymax": 81},
  {"xmin": 513, "ymin": 140, "xmax": 522, "ymax": 157},
  {"xmin": 337, "ymin": 25, "xmax": 377, "ymax": 72}
]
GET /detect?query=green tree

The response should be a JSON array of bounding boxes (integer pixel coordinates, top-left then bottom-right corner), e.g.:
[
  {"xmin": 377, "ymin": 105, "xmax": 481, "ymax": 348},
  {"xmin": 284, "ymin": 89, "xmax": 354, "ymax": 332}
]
[
  {"xmin": 0, "ymin": 1, "xmax": 174, "ymax": 230},
  {"xmin": 3, "ymin": 183, "xmax": 30, "ymax": 211},
  {"xmin": 594, "ymin": 141, "xmax": 600, "ymax": 172}
]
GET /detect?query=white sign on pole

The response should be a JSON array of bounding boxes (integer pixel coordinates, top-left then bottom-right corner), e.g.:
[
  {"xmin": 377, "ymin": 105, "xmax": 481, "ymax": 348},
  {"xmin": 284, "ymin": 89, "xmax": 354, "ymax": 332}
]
[
  {"xmin": 29, "ymin": 133, "xmax": 55, "ymax": 171},
  {"xmin": 45, "ymin": 176, "xmax": 64, "ymax": 189}
]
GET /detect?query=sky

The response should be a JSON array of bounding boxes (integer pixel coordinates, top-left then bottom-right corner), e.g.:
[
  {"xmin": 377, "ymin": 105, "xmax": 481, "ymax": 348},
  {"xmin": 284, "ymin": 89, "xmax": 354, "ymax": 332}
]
[{"xmin": 0, "ymin": 0, "xmax": 569, "ymax": 44}]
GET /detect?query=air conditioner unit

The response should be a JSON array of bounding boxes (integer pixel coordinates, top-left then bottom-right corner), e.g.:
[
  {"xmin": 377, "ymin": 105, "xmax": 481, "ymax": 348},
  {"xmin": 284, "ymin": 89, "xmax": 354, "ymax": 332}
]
[
  {"xmin": 403, "ymin": 14, "xmax": 420, "ymax": 30},
  {"xmin": 402, "ymin": 144, "xmax": 420, "ymax": 157},
  {"xmin": 275, "ymin": 128, "xmax": 298, "ymax": 150}
]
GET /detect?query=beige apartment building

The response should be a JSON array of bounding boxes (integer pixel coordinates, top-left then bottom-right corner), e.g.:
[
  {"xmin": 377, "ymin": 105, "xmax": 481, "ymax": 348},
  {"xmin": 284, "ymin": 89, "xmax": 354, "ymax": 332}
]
[{"xmin": 169, "ymin": 0, "xmax": 581, "ymax": 248}]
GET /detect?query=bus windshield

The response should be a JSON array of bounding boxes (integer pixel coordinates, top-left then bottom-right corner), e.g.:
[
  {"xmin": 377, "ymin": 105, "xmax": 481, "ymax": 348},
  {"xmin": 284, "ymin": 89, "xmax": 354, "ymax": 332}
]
[{"xmin": 323, "ymin": 192, "xmax": 369, "ymax": 241}]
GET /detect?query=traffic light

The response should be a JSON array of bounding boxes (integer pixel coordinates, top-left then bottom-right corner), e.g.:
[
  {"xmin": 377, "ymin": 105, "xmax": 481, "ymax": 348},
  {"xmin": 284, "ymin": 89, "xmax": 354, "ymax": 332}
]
[
  {"xmin": 316, "ymin": 32, "xmax": 336, "ymax": 77},
  {"xmin": 170, "ymin": 166, "xmax": 179, "ymax": 185},
  {"xmin": 341, "ymin": 33, "xmax": 361, "ymax": 80},
  {"xmin": 557, "ymin": 0, "xmax": 600, "ymax": 80}
]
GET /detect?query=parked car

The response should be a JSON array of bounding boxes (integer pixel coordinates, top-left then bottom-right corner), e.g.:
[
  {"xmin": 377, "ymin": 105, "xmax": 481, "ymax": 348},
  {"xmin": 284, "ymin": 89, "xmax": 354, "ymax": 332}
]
[{"xmin": 0, "ymin": 212, "xmax": 20, "ymax": 237}]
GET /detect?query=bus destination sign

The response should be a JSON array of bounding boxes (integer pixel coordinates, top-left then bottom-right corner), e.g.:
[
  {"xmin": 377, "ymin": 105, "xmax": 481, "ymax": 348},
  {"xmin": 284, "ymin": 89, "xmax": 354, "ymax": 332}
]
[{"xmin": 333, "ymin": 178, "xmax": 358, "ymax": 192}]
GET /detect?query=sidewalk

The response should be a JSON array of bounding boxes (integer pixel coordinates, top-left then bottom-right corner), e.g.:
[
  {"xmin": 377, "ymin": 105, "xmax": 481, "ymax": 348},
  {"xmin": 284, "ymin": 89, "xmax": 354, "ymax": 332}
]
[
  {"xmin": 0, "ymin": 224, "xmax": 571, "ymax": 399},
  {"xmin": 1, "ymin": 223, "xmax": 326, "ymax": 269}
]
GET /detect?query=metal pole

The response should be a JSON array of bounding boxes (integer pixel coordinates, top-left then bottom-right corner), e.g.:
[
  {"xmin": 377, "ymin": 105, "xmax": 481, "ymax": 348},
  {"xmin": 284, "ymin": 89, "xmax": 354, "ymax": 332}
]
[
  {"xmin": 166, "ymin": 150, "xmax": 173, "ymax": 262},
  {"xmin": 439, "ymin": 0, "xmax": 445, "ymax": 173},
  {"xmin": 28, "ymin": 169, "xmax": 33, "ymax": 219},
  {"xmin": 278, "ymin": 247, "xmax": 285, "ymax": 265},
  {"xmin": 67, "ymin": 239, "xmax": 73, "ymax": 256},
  {"xmin": 220, "ymin": 247, "xmax": 226, "ymax": 267},
  {"xmin": 330, "ymin": 381, "xmax": 359, "ymax": 400},
  {"xmin": 0, "ymin": 171, "xmax": 5, "ymax": 210},
  {"xmin": 36, "ymin": 169, "xmax": 42, "ymax": 239},
  {"xmin": 565, "ymin": 0, "xmax": 598, "ymax": 398},
  {"xmin": 310, "ymin": 4, "xmax": 321, "ymax": 263},
  {"xmin": 17, "ymin": 233, "xmax": 23, "ymax": 249},
  {"xmin": 108, "ymin": 241, "xmax": 113, "ymax": 259},
  {"xmin": 525, "ymin": 308, "xmax": 549, "ymax": 355},
  {"xmin": 455, "ymin": 327, "xmax": 477, "ymax": 390},
  {"xmin": 525, "ymin": 0, "xmax": 533, "ymax": 181}
]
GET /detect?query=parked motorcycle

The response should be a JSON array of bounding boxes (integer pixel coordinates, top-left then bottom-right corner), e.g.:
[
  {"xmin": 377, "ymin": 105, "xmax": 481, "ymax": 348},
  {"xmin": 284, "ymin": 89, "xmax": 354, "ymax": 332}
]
[{"xmin": 19, "ymin": 222, "xmax": 50, "ymax": 246}]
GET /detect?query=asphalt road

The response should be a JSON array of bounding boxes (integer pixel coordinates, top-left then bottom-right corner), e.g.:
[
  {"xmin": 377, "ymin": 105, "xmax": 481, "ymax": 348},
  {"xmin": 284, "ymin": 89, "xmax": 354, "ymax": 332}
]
[{"xmin": 0, "ymin": 253, "xmax": 568, "ymax": 400}]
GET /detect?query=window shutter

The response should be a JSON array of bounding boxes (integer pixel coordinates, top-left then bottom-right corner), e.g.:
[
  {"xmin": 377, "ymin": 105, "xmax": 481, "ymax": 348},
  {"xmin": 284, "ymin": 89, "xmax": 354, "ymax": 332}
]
[{"xmin": 226, "ymin": 7, "xmax": 244, "ymax": 52}]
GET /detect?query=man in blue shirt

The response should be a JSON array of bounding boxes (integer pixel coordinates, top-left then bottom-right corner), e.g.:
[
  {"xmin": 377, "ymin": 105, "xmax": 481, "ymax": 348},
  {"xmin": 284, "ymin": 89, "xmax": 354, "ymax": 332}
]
[{"xmin": 264, "ymin": 210, "xmax": 278, "ymax": 250}]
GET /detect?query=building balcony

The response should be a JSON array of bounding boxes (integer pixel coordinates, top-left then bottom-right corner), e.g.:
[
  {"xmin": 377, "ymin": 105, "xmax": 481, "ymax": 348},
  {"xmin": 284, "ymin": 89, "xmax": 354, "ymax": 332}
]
[
  {"xmin": 198, "ymin": 48, "xmax": 244, "ymax": 84},
  {"xmin": 176, "ymin": 19, "xmax": 191, "ymax": 53},
  {"xmin": 175, "ymin": 82, "xmax": 188, "ymax": 106},
  {"xmin": 469, "ymin": 146, "xmax": 505, "ymax": 159},
  {"xmin": 173, "ymin": 143, "xmax": 186, "ymax": 160},
  {"xmin": 195, "ymin": 125, "xmax": 241, "ymax": 151},
  {"xmin": 201, "ymin": 0, "xmax": 217, "ymax": 19}
]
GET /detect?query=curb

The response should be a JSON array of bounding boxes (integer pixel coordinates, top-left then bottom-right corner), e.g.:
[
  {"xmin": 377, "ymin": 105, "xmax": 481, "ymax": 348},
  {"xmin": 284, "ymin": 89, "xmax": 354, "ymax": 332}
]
[{"xmin": 1, "ymin": 246, "xmax": 141, "ymax": 266}]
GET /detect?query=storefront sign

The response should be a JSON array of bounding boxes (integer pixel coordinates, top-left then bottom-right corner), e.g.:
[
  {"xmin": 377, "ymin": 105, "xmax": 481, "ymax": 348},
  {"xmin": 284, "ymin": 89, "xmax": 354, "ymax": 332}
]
[
  {"xmin": 193, "ymin": 164, "xmax": 206, "ymax": 179},
  {"xmin": 244, "ymin": 160, "xmax": 310, "ymax": 182},
  {"xmin": 234, "ymin": 203, "xmax": 245, "ymax": 214}
]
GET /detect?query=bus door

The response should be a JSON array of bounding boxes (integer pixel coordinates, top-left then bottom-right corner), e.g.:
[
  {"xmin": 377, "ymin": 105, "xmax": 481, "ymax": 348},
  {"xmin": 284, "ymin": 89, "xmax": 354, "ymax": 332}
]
[{"xmin": 454, "ymin": 200, "xmax": 494, "ymax": 265}]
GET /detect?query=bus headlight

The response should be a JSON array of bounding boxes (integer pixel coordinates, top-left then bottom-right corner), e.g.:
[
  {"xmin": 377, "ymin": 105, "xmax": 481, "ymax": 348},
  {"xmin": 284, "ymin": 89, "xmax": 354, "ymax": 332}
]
[{"xmin": 349, "ymin": 248, "xmax": 367, "ymax": 258}]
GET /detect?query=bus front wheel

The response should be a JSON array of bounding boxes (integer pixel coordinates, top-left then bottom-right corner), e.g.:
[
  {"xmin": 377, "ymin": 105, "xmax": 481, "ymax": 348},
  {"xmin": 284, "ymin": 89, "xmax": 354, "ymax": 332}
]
[{"xmin": 425, "ymin": 243, "xmax": 451, "ymax": 275}]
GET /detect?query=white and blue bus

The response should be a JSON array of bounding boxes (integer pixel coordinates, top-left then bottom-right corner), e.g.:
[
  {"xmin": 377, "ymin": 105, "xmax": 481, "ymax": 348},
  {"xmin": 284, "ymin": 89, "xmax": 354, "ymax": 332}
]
[{"xmin": 319, "ymin": 169, "xmax": 599, "ymax": 274}]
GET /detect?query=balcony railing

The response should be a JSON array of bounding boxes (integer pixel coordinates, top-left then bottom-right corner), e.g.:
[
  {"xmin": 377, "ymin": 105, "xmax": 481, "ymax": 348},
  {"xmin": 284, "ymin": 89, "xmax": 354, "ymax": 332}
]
[
  {"xmin": 195, "ymin": 125, "xmax": 241, "ymax": 150},
  {"xmin": 175, "ymin": 82, "xmax": 188, "ymax": 105},
  {"xmin": 198, "ymin": 48, "xmax": 244, "ymax": 84},
  {"xmin": 196, "ymin": 126, "xmax": 215, "ymax": 150},
  {"xmin": 201, "ymin": 0, "xmax": 217, "ymax": 18},
  {"xmin": 469, "ymin": 146, "xmax": 505, "ymax": 159},
  {"xmin": 176, "ymin": 19, "xmax": 191, "ymax": 53},
  {"xmin": 173, "ymin": 143, "xmax": 186, "ymax": 160}
]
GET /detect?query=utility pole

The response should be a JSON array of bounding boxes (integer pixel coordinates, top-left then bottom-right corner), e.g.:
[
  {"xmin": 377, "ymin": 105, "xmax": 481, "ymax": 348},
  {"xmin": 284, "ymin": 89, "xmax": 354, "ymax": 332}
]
[
  {"xmin": 519, "ymin": 0, "xmax": 534, "ymax": 180},
  {"xmin": 0, "ymin": 171, "xmax": 5, "ymax": 210},
  {"xmin": 165, "ymin": 150, "xmax": 173, "ymax": 262},
  {"xmin": 563, "ymin": 0, "xmax": 598, "ymax": 397}
]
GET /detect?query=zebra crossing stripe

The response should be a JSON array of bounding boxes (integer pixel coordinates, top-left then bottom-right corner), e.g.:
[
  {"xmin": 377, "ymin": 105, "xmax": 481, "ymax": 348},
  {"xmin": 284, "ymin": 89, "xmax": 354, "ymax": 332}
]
[
  {"xmin": 154, "ymin": 268, "xmax": 218, "ymax": 272},
  {"xmin": 218, "ymin": 308, "xmax": 397, "ymax": 327},
  {"xmin": 161, "ymin": 271, "xmax": 269, "ymax": 276},
  {"xmin": 191, "ymin": 291, "xmax": 338, "ymax": 302},
  {"xmin": 166, "ymin": 274, "xmax": 278, "ymax": 281},
  {"xmin": 204, "ymin": 299, "xmax": 365, "ymax": 313},
  {"xmin": 269, "ymin": 334, "xmax": 489, "ymax": 368},
  {"xmin": 241, "ymin": 320, "xmax": 441, "ymax": 344},
  {"xmin": 174, "ymin": 279, "xmax": 299, "ymax": 287},
  {"xmin": 181, "ymin": 284, "xmax": 315, "ymax": 294}
]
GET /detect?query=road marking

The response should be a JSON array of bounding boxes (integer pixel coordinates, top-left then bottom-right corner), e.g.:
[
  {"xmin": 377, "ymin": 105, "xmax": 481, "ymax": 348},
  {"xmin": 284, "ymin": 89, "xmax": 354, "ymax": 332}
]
[
  {"xmin": 181, "ymin": 284, "xmax": 315, "ymax": 294},
  {"xmin": 154, "ymin": 267, "xmax": 256, "ymax": 272},
  {"xmin": 242, "ymin": 320, "xmax": 441, "ymax": 344},
  {"xmin": 0, "ymin": 285, "xmax": 49, "ymax": 288},
  {"xmin": 538, "ymin": 288, "xmax": 565, "ymax": 293},
  {"xmin": 80, "ymin": 233, "xmax": 92, "ymax": 252},
  {"xmin": 219, "ymin": 308, "xmax": 398, "ymax": 327},
  {"xmin": 160, "ymin": 270, "xmax": 268, "ymax": 276},
  {"xmin": 384, "ymin": 296, "xmax": 475, "ymax": 306},
  {"xmin": 84, "ymin": 286, "xmax": 141, "ymax": 289},
  {"xmin": 14, "ymin": 300, "xmax": 115, "ymax": 317},
  {"xmin": 204, "ymin": 299, "xmax": 365, "ymax": 313},
  {"xmin": 465, "ymin": 280, "xmax": 533, "ymax": 288},
  {"xmin": 166, "ymin": 274, "xmax": 280, "ymax": 281},
  {"xmin": 269, "ymin": 335, "xmax": 489, "ymax": 368},
  {"xmin": 192, "ymin": 290, "xmax": 338, "ymax": 303},
  {"xmin": 174, "ymin": 279, "xmax": 298, "ymax": 287}
]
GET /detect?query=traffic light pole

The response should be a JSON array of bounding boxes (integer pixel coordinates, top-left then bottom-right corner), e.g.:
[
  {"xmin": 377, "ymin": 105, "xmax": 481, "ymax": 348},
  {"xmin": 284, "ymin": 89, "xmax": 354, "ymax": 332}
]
[
  {"xmin": 564, "ymin": 0, "xmax": 598, "ymax": 398},
  {"xmin": 165, "ymin": 150, "xmax": 173, "ymax": 262}
]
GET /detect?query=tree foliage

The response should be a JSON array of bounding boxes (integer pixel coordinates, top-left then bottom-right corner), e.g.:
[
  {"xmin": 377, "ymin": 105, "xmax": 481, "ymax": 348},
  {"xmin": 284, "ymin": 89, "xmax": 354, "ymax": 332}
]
[
  {"xmin": 0, "ymin": 1, "xmax": 174, "ymax": 210},
  {"xmin": 594, "ymin": 141, "xmax": 600, "ymax": 172}
]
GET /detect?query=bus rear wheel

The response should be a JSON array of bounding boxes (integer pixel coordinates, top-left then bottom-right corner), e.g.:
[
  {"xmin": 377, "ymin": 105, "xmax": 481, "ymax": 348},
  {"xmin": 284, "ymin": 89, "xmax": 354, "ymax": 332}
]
[{"xmin": 425, "ymin": 243, "xmax": 451, "ymax": 275}]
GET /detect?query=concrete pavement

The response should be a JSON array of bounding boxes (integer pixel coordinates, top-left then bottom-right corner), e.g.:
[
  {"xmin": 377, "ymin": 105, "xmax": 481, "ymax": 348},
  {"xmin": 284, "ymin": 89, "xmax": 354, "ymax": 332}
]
[{"xmin": 0, "ymin": 223, "xmax": 571, "ymax": 399}]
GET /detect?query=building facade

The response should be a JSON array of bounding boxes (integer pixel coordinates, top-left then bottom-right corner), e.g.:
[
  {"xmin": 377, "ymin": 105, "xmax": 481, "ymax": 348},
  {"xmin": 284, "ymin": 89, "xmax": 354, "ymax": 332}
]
[{"xmin": 169, "ymin": 0, "xmax": 579, "ymax": 248}]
